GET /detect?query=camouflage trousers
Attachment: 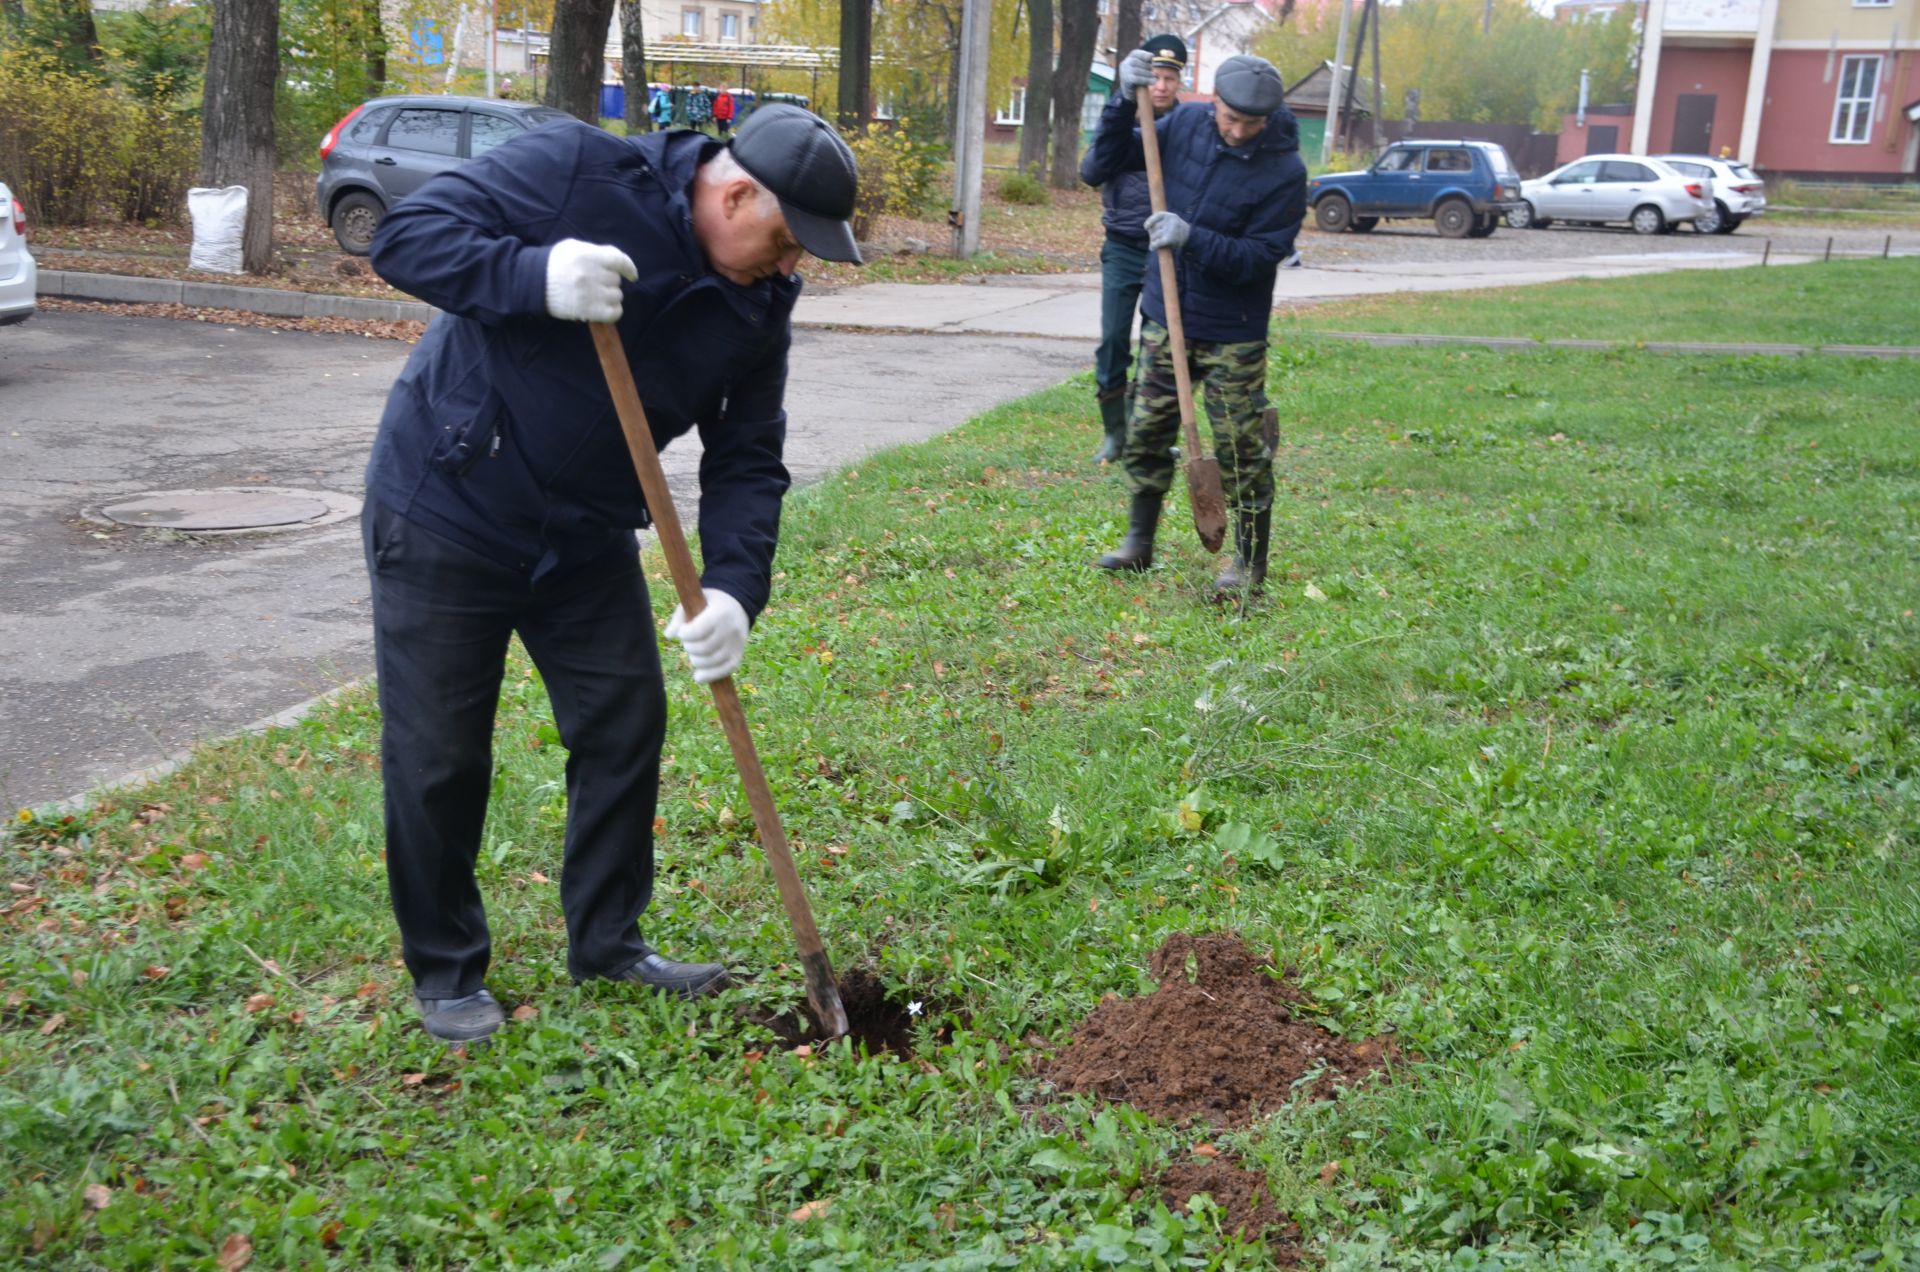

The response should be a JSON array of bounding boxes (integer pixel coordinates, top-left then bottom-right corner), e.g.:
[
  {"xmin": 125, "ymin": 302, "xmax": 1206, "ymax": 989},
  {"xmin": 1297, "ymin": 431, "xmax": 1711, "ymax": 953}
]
[{"xmin": 1120, "ymin": 321, "xmax": 1273, "ymax": 513}]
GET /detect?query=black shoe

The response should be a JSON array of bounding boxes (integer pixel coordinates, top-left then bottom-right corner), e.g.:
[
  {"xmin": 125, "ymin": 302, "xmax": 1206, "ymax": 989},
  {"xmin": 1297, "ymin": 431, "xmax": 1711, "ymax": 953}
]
[
  {"xmin": 1093, "ymin": 388, "xmax": 1128, "ymax": 464},
  {"xmin": 413, "ymin": 988, "xmax": 505, "ymax": 1043},
  {"xmin": 1096, "ymin": 490, "xmax": 1164, "ymax": 573},
  {"xmin": 593, "ymin": 944, "xmax": 731, "ymax": 1000}
]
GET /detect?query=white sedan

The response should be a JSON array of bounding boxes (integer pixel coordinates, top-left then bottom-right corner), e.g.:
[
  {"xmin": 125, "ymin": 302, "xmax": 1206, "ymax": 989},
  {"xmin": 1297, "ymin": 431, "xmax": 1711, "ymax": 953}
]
[
  {"xmin": 1507, "ymin": 155, "xmax": 1713, "ymax": 235},
  {"xmin": 0, "ymin": 182, "xmax": 35, "ymax": 327},
  {"xmin": 1655, "ymin": 154, "xmax": 1767, "ymax": 234}
]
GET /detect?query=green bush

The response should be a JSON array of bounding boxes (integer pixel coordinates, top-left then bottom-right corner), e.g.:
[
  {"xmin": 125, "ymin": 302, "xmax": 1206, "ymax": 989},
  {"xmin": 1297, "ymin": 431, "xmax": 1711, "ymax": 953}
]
[
  {"xmin": 844, "ymin": 119, "xmax": 945, "ymax": 240},
  {"xmin": 0, "ymin": 48, "xmax": 198, "ymax": 226},
  {"xmin": 997, "ymin": 168, "xmax": 1050, "ymax": 206}
]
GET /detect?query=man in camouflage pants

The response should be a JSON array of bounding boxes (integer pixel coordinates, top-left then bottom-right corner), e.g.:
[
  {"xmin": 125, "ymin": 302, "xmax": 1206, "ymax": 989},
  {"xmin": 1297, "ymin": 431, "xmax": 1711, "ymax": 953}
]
[{"xmin": 1082, "ymin": 52, "xmax": 1306, "ymax": 597}]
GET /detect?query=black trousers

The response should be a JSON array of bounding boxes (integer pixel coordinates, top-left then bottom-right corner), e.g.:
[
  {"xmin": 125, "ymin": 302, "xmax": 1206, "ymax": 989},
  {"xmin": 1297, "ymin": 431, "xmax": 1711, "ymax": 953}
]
[{"xmin": 362, "ymin": 499, "xmax": 661, "ymax": 997}]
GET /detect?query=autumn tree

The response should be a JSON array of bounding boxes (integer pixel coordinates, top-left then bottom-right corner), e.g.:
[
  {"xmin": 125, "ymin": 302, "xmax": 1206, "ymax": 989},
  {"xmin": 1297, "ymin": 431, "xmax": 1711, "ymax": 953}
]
[
  {"xmin": 620, "ymin": 0, "xmax": 650, "ymax": 132},
  {"xmin": 200, "ymin": 0, "xmax": 277, "ymax": 272},
  {"xmin": 1048, "ymin": 0, "xmax": 1095, "ymax": 189},
  {"xmin": 1017, "ymin": 0, "xmax": 1051, "ymax": 180},
  {"xmin": 547, "ymin": 0, "xmax": 615, "ymax": 121}
]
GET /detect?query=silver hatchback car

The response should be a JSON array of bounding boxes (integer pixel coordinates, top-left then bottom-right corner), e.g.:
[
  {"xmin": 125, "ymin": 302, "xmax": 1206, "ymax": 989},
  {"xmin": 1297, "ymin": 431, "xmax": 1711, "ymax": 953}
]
[
  {"xmin": 315, "ymin": 95, "xmax": 568, "ymax": 255},
  {"xmin": 1509, "ymin": 155, "xmax": 1713, "ymax": 235},
  {"xmin": 0, "ymin": 181, "xmax": 36, "ymax": 327},
  {"xmin": 1655, "ymin": 154, "xmax": 1767, "ymax": 234}
]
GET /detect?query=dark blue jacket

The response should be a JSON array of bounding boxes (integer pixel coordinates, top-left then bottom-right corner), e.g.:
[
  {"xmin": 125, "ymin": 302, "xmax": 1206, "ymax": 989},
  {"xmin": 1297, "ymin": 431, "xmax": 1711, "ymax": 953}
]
[
  {"xmin": 366, "ymin": 121, "xmax": 795, "ymax": 618},
  {"xmin": 1080, "ymin": 148, "xmax": 1152, "ymax": 248},
  {"xmin": 1083, "ymin": 96, "xmax": 1307, "ymax": 344}
]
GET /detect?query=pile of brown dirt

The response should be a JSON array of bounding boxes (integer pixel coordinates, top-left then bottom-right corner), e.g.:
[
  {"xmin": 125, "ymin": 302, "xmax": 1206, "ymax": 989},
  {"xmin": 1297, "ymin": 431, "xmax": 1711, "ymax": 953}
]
[
  {"xmin": 1157, "ymin": 1154, "xmax": 1302, "ymax": 1256},
  {"xmin": 1044, "ymin": 932, "xmax": 1394, "ymax": 1128}
]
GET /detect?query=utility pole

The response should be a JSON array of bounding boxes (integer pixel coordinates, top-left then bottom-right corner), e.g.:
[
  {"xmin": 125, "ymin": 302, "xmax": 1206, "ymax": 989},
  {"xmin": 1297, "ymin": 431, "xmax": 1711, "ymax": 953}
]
[
  {"xmin": 949, "ymin": 0, "xmax": 991, "ymax": 257},
  {"xmin": 1323, "ymin": 0, "xmax": 1353, "ymax": 166},
  {"xmin": 1483, "ymin": 0, "xmax": 1493, "ymax": 35},
  {"xmin": 486, "ymin": 1, "xmax": 496, "ymax": 96}
]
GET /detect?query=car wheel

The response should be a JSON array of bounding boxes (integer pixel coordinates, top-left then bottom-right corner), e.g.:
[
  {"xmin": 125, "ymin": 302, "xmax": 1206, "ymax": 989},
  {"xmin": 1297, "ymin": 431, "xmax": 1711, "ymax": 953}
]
[
  {"xmin": 1434, "ymin": 198, "xmax": 1473, "ymax": 239},
  {"xmin": 1506, "ymin": 201, "xmax": 1535, "ymax": 230},
  {"xmin": 330, "ymin": 191, "xmax": 385, "ymax": 256},
  {"xmin": 1467, "ymin": 214, "xmax": 1497, "ymax": 239},
  {"xmin": 1722, "ymin": 215, "xmax": 1746, "ymax": 234},
  {"xmin": 1630, "ymin": 204, "xmax": 1666, "ymax": 236},
  {"xmin": 1693, "ymin": 200, "xmax": 1725, "ymax": 235},
  {"xmin": 1314, "ymin": 195, "xmax": 1353, "ymax": 233},
  {"xmin": 1351, "ymin": 216, "xmax": 1379, "ymax": 233}
]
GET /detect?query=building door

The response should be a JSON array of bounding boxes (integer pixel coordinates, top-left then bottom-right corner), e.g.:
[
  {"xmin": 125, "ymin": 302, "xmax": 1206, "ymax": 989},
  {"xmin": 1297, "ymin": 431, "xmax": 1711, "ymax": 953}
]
[
  {"xmin": 1671, "ymin": 95, "xmax": 1716, "ymax": 155},
  {"xmin": 1586, "ymin": 124, "xmax": 1618, "ymax": 155}
]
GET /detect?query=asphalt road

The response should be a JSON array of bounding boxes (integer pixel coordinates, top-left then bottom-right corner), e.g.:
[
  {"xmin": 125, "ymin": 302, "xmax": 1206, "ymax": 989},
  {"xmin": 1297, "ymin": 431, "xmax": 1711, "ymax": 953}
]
[{"xmin": 0, "ymin": 311, "xmax": 1087, "ymax": 810}]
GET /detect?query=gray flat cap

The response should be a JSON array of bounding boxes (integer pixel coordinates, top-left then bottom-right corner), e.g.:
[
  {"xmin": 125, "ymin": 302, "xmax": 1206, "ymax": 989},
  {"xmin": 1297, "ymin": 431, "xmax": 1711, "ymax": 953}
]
[{"xmin": 1214, "ymin": 55, "xmax": 1284, "ymax": 116}]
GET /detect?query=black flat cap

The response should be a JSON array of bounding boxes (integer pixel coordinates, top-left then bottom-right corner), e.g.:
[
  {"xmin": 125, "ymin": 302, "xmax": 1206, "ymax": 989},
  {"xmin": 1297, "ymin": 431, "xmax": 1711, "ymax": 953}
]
[
  {"xmin": 730, "ymin": 104, "xmax": 862, "ymax": 264},
  {"xmin": 1214, "ymin": 55, "xmax": 1285, "ymax": 116},
  {"xmin": 1143, "ymin": 34, "xmax": 1188, "ymax": 70}
]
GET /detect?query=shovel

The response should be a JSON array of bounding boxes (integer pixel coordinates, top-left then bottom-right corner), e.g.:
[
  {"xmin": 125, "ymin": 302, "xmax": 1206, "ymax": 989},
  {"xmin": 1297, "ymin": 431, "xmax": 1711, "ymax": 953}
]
[
  {"xmin": 590, "ymin": 322, "xmax": 849, "ymax": 1041},
  {"xmin": 1136, "ymin": 84, "xmax": 1228, "ymax": 555}
]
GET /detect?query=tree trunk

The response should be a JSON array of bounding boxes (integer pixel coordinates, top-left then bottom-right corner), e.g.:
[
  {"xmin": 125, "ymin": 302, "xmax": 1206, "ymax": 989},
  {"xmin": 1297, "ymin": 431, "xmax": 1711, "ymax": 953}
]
[
  {"xmin": 199, "ymin": 0, "xmax": 278, "ymax": 274},
  {"xmin": 546, "ymin": 0, "xmax": 616, "ymax": 123},
  {"xmin": 837, "ymin": 0, "xmax": 872, "ymax": 131},
  {"xmin": 619, "ymin": 0, "xmax": 649, "ymax": 132},
  {"xmin": 1017, "ymin": 0, "xmax": 1052, "ymax": 180},
  {"xmin": 362, "ymin": 0, "xmax": 386, "ymax": 89},
  {"xmin": 1113, "ymin": 0, "xmax": 1141, "ymax": 69},
  {"xmin": 1049, "ymin": 0, "xmax": 1097, "ymax": 189}
]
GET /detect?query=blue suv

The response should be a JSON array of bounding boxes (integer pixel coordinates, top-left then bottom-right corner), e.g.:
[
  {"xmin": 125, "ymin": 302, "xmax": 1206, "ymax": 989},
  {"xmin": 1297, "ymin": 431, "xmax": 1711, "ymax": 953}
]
[{"xmin": 1308, "ymin": 140, "xmax": 1522, "ymax": 239}]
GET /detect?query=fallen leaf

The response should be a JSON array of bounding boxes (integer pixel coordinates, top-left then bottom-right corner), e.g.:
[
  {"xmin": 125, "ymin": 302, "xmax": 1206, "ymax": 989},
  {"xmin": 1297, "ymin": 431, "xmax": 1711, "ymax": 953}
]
[
  {"xmin": 1319, "ymin": 1160, "xmax": 1341, "ymax": 1186},
  {"xmin": 511, "ymin": 1004, "xmax": 537, "ymax": 1021},
  {"xmin": 1304, "ymin": 582, "xmax": 1329, "ymax": 602},
  {"xmin": 244, "ymin": 994, "xmax": 275, "ymax": 1013},
  {"xmin": 788, "ymin": 1198, "xmax": 832, "ymax": 1222},
  {"xmin": 39, "ymin": 1013, "xmax": 66, "ymax": 1036},
  {"xmin": 142, "ymin": 965, "xmax": 170, "ymax": 980},
  {"xmin": 825, "ymin": 843, "xmax": 850, "ymax": 855},
  {"xmin": 1191, "ymin": 1143, "xmax": 1219, "ymax": 1158},
  {"xmin": 401, "ymin": 1072, "xmax": 428, "ymax": 1086},
  {"xmin": 83, "ymin": 1183, "xmax": 111, "ymax": 1210},
  {"xmin": 528, "ymin": 871, "xmax": 551, "ymax": 884},
  {"xmin": 218, "ymin": 1231, "xmax": 253, "ymax": 1271},
  {"xmin": 318, "ymin": 1220, "xmax": 343, "ymax": 1249},
  {"xmin": 793, "ymin": 1044, "xmax": 814, "ymax": 1059},
  {"xmin": 70, "ymin": 969, "xmax": 88, "ymax": 987},
  {"xmin": 179, "ymin": 852, "xmax": 209, "ymax": 871}
]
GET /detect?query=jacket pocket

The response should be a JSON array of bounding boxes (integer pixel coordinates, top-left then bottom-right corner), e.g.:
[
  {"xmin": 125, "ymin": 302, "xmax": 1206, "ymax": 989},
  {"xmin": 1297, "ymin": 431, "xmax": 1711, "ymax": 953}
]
[{"xmin": 435, "ymin": 401, "xmax": 504, "ymax": 477}]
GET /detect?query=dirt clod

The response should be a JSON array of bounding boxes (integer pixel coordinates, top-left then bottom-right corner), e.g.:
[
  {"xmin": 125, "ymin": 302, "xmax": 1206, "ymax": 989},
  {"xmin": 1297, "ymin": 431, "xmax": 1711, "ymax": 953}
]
[
  {"xmin": 1044, "ymin": 932, "xmax": 1395, "ymax": 1127},
  {"xmin": 1158, "ymin": 1155, "xmax": 1303, "ymax": 1257}
]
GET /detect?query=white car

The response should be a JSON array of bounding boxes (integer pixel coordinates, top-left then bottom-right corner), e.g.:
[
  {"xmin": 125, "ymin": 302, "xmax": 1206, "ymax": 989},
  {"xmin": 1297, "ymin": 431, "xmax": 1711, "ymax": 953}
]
[
  {"xmin": 0, "ymin": 182, "xmax": 35, "ymax": 327},
  {"xmin": 1655, "ymin": 154, "xmax": 1767, "ymax": 234},
  {"xmin": 1507, "ymin": 155, "xmax": 1713, "ymax": 235}
]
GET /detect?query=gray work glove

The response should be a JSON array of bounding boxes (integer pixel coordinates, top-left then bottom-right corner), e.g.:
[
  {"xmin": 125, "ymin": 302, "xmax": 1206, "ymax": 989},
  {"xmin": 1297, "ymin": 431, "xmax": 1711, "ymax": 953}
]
[
  {"xmin": 1145, "ymin": 211, "xmax": 1190, "ymax": 253},
  {"xmin": 1118, "ymin": 48, "xmax": 1154, "ymax": 96}
]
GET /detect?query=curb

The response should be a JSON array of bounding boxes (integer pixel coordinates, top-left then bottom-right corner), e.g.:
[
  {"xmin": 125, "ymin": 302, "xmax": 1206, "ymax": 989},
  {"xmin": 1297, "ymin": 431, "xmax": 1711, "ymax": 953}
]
[
  {"xmin": 39, "ymin": 268, "xmax": 436, "ymax": 323},
  {"xmin": 1308, "ymin": 330, "xmax": 1920, "ymax": 359}
]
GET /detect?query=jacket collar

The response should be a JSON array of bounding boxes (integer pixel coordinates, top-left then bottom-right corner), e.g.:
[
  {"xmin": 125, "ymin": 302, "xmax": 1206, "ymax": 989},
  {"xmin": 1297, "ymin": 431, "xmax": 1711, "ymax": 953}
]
[{"xmin": 638, "ymin": 131, "xmax": 802, "ymax": 329}]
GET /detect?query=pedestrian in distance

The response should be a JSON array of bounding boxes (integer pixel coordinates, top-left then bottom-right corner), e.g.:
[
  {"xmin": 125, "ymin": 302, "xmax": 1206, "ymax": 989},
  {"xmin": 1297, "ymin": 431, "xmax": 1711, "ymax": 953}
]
[
  {"xmin": 1082, "ymin": 51, "xmax": 1307, "ymax": 599},
  {"xmin": 362, "ymin": 105, "xmax": 861, "ymax": 1044},
  {"xmin": 1078, "ymin": 34, "xmax": 1187, "ymax": 465},
  {"xmin": 714, "ymin": 88, "xmax": 736, "ymax": 137}
]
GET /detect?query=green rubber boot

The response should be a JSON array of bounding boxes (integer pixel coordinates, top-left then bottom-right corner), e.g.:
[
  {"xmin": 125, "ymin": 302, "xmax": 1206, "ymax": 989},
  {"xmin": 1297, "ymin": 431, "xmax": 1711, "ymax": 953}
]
[
  {"xmin": 1093, "ymin": 387, "xmax": 1128, "ymax": 464},
  {"xmin": 1097, "ymin": 490, "xmax": 1163, "ymax": 573},
  {"xmin": 1212, "ymin": 507, "xmax": 1272, "ymax": 600}
]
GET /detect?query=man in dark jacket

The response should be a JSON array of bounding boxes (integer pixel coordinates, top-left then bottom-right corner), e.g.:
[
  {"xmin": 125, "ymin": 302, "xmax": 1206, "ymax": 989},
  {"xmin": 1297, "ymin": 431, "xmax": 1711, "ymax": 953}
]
[
  {"xmin": 1083, "ymin": 52, "xmax": 1306, "ymax": 597},
  {"xmin": 362, "ymin": 105, "xmax": 859, "ymax": 1043},
  {"xmin": 1078, "ymin": 33, "xmax": 1185, "ymax": 464}
]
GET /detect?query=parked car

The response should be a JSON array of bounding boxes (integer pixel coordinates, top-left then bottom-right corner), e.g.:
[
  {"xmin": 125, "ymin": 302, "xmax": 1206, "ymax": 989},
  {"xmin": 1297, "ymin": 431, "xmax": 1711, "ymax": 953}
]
[
  {"xmin": 0, "ymin": 181, "xmax": 35, "ymax": 327},
  {"xmin": 1507, "ymin": 155, "xmax": 1712, "ymax": 235},
  {"xmin": 1654, "ymin": 153, "xmax": 1767, "ymax": 234},
  {"xmin": 1308, "ymin": 140, "xmax": 1523, "ymax": 240},
  {"xmin": 315, "ymin": 96, "xmax": 569, "ymax": 254}
]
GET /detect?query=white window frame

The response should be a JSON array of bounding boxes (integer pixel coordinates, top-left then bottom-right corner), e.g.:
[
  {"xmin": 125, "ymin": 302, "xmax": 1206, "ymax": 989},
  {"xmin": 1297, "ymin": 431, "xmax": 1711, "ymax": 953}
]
[
  {"xmin": 719, "ymin": 10, "xmax": 739, "ymax": 40},
  {"xmin": 1852, "ymin": 0, "xmax": 1892, "ymax": 8},
  {"xmin": 681, "ymin": 7, "xmax": 702, "ymax": 37},
  {"xmin": 1830, "ymin": 54, "xmax": 1881, "ymax": 144},
  {"xmin": 997, "ymin": 86, "xmax": 1026, "ymax": 125},
  {"xmin": 1079, "ymin": 89, "xmax": 1106, "ymax": 133}
]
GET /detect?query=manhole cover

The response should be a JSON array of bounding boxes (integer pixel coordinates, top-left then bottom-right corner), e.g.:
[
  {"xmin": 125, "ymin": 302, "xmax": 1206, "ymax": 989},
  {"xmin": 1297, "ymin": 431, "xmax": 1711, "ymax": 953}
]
[{"xmin": 99, "ymin": 488, "xmax": 343, "ymax": 532}]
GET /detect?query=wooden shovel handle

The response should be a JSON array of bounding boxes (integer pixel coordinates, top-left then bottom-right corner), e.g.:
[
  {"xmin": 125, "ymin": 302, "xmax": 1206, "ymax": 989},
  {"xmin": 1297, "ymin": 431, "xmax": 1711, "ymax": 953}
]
[
  {"xmin": 1135, "ymin": 85, "xmax": 1204, "ymax": 463},
  {"xmin": 590, "ymin": 322, "xmax": 847, "ymax": 1040}
]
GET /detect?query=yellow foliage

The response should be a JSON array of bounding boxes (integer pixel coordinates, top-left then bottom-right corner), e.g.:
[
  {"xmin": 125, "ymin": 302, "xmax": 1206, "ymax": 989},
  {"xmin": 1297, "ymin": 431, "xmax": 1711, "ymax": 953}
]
[
  {"xmin": 0, "ymin": 48, "xmax": 197, "ymax": 225},
  {"xmin": 845, "ymin": 121, "xmax": 942, "ymax": 239}
]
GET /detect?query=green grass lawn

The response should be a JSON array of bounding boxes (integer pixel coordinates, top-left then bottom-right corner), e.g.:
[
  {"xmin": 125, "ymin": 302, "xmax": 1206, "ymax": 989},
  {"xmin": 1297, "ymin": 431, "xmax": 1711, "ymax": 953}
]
[
  {"xmin": 1281, "ymin": 255, "xmax": 1920, "ymax": 349},
  {"xmin": 5, "ymin": 263, "xmax": 1918, "ymax": 1269}
]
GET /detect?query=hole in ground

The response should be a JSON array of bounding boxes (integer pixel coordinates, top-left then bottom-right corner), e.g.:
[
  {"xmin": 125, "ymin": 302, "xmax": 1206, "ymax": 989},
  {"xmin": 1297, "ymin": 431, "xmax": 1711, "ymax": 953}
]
[{"xmin": 743, "ymin": 968, "xmax": 957, "ymax": 1059}]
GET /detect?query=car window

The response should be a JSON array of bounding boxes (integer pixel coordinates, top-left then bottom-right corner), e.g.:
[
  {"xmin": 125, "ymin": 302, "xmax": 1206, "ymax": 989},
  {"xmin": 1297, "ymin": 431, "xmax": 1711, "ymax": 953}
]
[
  {"xmin": 1728, "ymin": 162, "xmax": 1759, "ymax": 180},
  {"xmin": 348, "ymin": 106, "xmax": 394, "ymax": 143},
  {"xmin": 1423, "ymin": 148, "xmax": 1472, "ymax": 173},
  {"xmin": 386, "ymin": 108, "xmax": 462, "ymax": 156},
  {"xmin": 1481, "ymin": 145, "xmax": 1519, "ymax": 179},
  {"xmin": 469, "ymin": 112, "xmax": 523, "ymax": 156},
  {"xmin": 525, "ymin": 109, "xmax": 569, "ymax": 126},
  {"xmin": 1373, "ymin": 148, "xmax": 1418, "ymax": 173},
  {"xmin": 1666, "ymin": 160, "xmax": 1708, "ymax": 178},
  {"xmin": 1600, "ymin": 161, "xmax": 1654, "ymax": 182},
  {"xmin": 1555, "ymin": 161, "xmax": 1600, "ymax": 183}
]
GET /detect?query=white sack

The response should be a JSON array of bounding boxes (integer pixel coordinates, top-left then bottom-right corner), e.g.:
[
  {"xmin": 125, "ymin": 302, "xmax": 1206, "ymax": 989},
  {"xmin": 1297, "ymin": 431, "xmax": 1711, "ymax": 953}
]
[{"xmin": 187, "ymin": 185, "xmax": 249, "ymax": 274}]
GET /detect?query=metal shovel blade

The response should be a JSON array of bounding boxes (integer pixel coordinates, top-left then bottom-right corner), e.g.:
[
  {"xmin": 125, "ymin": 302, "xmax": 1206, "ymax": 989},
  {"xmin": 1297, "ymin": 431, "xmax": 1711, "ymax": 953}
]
[{"xmin": 1187, "ymin": 455, "xmax": 1228, "ymax": 553}]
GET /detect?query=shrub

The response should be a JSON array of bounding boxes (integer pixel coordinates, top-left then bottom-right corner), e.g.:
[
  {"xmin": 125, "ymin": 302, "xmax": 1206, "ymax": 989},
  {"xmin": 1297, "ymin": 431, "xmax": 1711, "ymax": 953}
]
[
  {"xmin": 997, "ymin": 168, "xmax": 1050, "ymax": 206},
  {"xmin": 844, "ymin": 120, "xmax": 944, "ymax": 240},
  {"xmin": 0, "ymin": 47, "xmax": 197, "ymax": 225}
]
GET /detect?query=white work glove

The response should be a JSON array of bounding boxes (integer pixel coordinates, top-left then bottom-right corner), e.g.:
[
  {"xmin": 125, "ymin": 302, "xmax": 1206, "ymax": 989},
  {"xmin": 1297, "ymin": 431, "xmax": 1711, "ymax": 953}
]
[
  {"xmin": 1145, "ymin": 211, "xmax": 1190, "ymax": 253},
  {"xmin": 1281, "ymin": 250, "xmax": 1303, "ymax": 269},
  {"xmin": 664, "ymin": 588, "xmax": 749, "ymax": 684},
  {"xmin": 544, "ymin": 238, "xmax": 637, "ymax": 323},
  {"xmin": 1119, "ymin": 48, "xmax": 1154, "ymax": 95}
]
